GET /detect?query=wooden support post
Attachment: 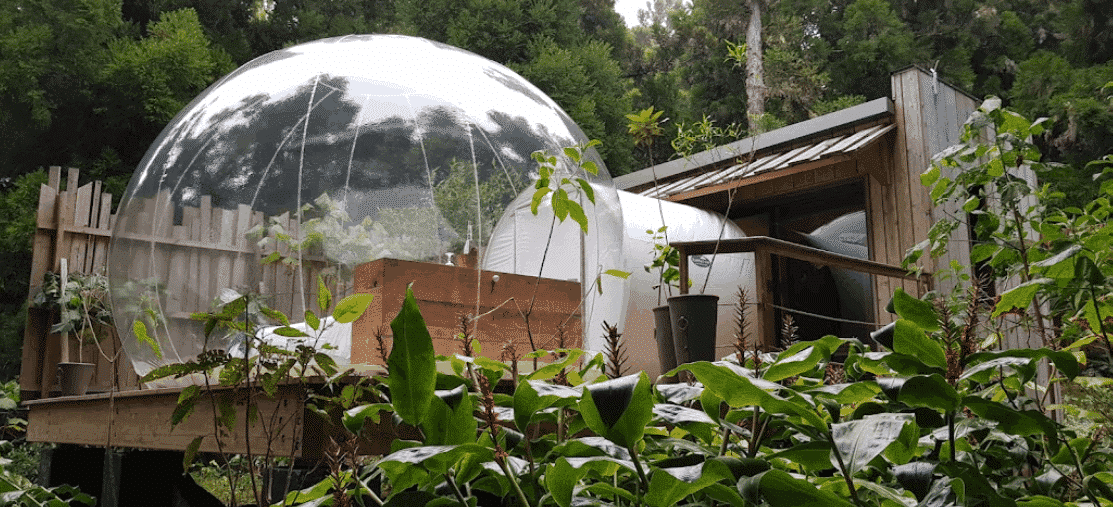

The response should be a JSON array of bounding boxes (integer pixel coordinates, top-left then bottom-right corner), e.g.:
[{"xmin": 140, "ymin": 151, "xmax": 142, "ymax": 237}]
[{"xmin": 755, "ymin": 249, "xmax": 775, "ymax": 351}]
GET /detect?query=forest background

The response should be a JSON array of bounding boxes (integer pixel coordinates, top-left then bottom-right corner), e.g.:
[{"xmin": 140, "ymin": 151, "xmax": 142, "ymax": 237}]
[{"xmin": 0, "ymin": 0, "xmax": 1109, "ymax": 380}]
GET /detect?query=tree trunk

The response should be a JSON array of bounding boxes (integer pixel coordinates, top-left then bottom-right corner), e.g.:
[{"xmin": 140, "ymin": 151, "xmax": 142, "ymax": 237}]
[{"xmin": 745, "ymin": 0, "xmax": 766, "ymax": 130}]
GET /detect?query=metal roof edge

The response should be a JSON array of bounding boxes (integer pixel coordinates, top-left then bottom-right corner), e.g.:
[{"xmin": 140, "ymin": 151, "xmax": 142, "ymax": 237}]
[{"xmin": 614, "ymin": 96, "xmax": 894, "ymax": 191}]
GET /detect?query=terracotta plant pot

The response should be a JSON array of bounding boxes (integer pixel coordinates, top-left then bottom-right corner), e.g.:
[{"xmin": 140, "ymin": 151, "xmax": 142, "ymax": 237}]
[
  {"xmin": 668, "ymin": 294, "xmax": 719, "ymax": 366},
  {"xmin": 653, "ymin": 305, "xmax": 678, "ymax": 383},
  {"xmin": 57, "ymin": 362, "xmax": 96, "ymax": 397}
]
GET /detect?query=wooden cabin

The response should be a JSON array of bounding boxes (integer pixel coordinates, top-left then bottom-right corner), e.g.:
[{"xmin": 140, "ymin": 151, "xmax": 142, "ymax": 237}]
[{"xmin": 614, "ymin": 66, "xmax": 1039, "ymax": 352}]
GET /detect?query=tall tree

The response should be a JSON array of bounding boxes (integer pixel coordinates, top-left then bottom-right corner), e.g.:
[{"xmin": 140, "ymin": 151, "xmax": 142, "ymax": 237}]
[
  {"xmin": 0, "ymin": 0, "xmax": 124, "ymax": 178},
  {"xmin": 744, "ymin": 0, "xmax": 767, "ymax": 128}
]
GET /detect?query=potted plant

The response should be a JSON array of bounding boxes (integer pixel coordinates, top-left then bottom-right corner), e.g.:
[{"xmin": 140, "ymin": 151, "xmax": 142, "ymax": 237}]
[
  {"xmin": 33, "ymin": 262, "xmax": 113, "ymax": 396},
  {"xmin": 644, "ymin": 226, "xmax": 679, "ymax": 376}
]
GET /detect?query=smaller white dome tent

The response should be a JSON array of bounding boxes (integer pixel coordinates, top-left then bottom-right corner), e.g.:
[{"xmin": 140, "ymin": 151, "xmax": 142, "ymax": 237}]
[
  {"xmin": 617, "ymin": 191, "xmax": 753, "ymax": 376},
  {"xmin": 483, "ymin": 189, "xmax": 753, "ymax": 377},
  {"xmin": 801, "ymin": 210, "xmax": 874, "ymax": 340}
]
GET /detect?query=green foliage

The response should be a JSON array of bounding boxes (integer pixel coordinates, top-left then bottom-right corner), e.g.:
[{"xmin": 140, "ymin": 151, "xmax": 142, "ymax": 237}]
[
  {"xmin": 643, "ymin": 226, "xmax": 682, "ymax": 301},
  {"xmin": 433, "ymin": 159, "xmax": 526, "ymax": 253},
  {"xmin": 529, "ymin": 140, "xmax": 601, "ymax": 234},
  {"xmin": 514, "ymin": 39, "xmax": 635, "ymax": 174},
  {"xmin": 100, "ymin": 8, "xmax": 234, "ymax": 126},
  {"xmin": 0, "ymin": 381, "xmax": 89, "ymax": 505},
  {"xmin": 910, "ymin": 98, "xmax": 1113, "ymax": 374},
  {"xmin": 0, "ymin": 170, "xmax": 48, "ymax": 255},
  {"xmin": 274, "ymin": 279, "xmax": 1109, "ymax": 507}
]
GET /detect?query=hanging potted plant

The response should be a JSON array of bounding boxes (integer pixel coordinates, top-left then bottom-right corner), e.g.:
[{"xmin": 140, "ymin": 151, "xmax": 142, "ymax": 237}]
[{"xmin": 33, "ymin": 263, "xmax": 113, "ymax": 396}]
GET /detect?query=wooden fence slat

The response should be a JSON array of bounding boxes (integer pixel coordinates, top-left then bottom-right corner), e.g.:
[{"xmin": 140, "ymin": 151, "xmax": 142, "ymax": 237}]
[
  {"xmin": 232, "ymin": 204, "xmax": 253, "ymax": 293},
  {"xmin": 168, "ymin": 225, "xmax": 188, "ymax": 315},
  {"xmin": 90, "ymin": 192, "xmax": 112, "ymax": 274},
  {"xmin": 48, "ymin": 166, "xmax": 61, "ymax": 190},
  {"xmin": 184, "ymin": 205, "xmax": 201, "ymax": 314},
  {"xmin": 216, "ymin": 207, "xmax": 237, "ymax": 301},
  {"xmin": 199, "ymin": 196, "xmax": 212, "ymax": 312}
]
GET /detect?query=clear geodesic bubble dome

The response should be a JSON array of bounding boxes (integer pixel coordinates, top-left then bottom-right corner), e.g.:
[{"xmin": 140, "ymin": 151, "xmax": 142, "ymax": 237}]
[{"xmin": 107, "ymin": 35, "xmax": 624, "ymax": 382}]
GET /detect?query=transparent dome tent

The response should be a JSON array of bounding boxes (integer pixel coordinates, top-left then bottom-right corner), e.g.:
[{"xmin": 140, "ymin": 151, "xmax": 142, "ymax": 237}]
[{"xmin": 107, "ymin": 35, "xmax": 625, "ymax": 385}]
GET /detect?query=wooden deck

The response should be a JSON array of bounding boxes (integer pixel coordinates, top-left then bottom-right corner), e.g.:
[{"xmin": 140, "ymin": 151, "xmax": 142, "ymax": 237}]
[{"xmin": 23, "ymin": 377, "xmax": 397, "ymax": 459}]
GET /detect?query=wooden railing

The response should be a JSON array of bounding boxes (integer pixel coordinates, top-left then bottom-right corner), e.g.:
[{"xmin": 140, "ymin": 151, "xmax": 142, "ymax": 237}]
[{"xmin": 672, "ymin": 236, "xmax": 932, "ymax": 348}]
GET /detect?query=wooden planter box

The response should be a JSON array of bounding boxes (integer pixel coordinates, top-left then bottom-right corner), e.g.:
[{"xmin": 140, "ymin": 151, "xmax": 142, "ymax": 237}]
[{"xmin": 350, "ymin": 259, "xmax": 582, "ymax": 364}]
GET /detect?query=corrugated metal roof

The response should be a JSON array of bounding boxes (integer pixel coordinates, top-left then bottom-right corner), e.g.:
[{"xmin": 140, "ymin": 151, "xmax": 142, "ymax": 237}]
[{"xmin": 639, "ymin": 123, "xmax": 895, "ymax": 199}]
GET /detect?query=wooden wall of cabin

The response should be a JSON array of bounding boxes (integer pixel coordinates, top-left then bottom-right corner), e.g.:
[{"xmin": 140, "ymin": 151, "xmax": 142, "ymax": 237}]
[{"xmin": 867, "ymin": 68, "xmax": 981, "ymax": 326}]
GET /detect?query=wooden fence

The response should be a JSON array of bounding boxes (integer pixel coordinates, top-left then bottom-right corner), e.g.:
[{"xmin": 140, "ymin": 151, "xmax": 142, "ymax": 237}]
[{"xmin": 19, "ymin": 167, "xmax": 335, "ymax": 398}]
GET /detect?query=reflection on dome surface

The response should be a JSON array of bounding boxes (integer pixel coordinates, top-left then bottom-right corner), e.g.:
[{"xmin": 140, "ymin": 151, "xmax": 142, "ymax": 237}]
[{"xmin": 107, "ymin": 35, "xmax": 624, "ymax": 382}]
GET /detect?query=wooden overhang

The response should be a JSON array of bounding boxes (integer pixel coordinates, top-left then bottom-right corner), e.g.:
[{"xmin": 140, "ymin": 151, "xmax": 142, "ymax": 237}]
[{"xmin": 614, "ymin": 97, "xmax": 896, "ymax": 212}]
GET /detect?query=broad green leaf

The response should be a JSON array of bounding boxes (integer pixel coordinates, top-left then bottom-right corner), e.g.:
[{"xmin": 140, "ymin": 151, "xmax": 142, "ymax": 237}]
[
  {"xmin": 879, "ymin": 374, "xmax": 960, "ymax": 413},
  {"xmin": 582, "ymin": 160, "xmax": 599, "ymax": 176},
  {"xmin": 553, "ymin": 188, "xmax": 570, "ymax": 221},
  {"xmin": 893, "ymin": 462, "xmax": 936, "ymax": 501},
  {"xmin": 260, "ymin": 306, "xmax": 290, "ymax": 326},
  {"xmin": 604, "ymin": 269, "xmax": 631, "ymax": 279},
  {"xmin": 959, "ymin": 356, "xmax": 1034, "ymax": 384},
  {"xmin": 546, "ymin": 458, "xmax": 586, "ymax": 507},
  {"xmin": 921, "ymin": 165, "xmax": 940, "ymax": 186},
  {"xmin": 646, "ymin": 460, "xmax": 731, "ymax": 507},
  {"xmin": 531, "ymin": 187, "xmax": 551, "ymax": 215},
  {"xmin": 579, "ymin": 372, "xmax": 654, "ymax": 447},
  {"xmin": 333, "ymin": 293, "xmax": 374, "ymax": 323},
  {"xmin": 964, "ymin": 348, "xmax": 1079, "ymax": 381},
  {"xmin": 511, "ymin": 379, "xmax": 541, "ymax": 434},
  {"xmin": 513, "ymin": 381, "xmax": 581, "ymax": 433},
  {"xmin": 765, "ymin": 336, "xmax": 846, "ymax": 381},
  {"xmin": 653, "ymin": 403, "xmax": 716, "ymax": 425},
  {"xmin": 853, "ymin": 480, "xmax": 917, "ymax": 507},
  {"xmin": 893, "ymin": 320, "xmax": 946, "ymax": 370},
  {"xmin": 892, "ymin": 288, "xmax": 940, "ymax": 331},
  {"xmin": 1017, "ymin": 495, "xmax": 1068, "ymax": 507},
  {"xmin": 703, "ymin": 483, "xmax": 748, "ymax": 507},
  {"xmin": 424, "ymin": 385, "xmax": 477, "ymax": 446},
  {"xmin": 739, "ymin": 469, "xmax": 854, "ymax": 507},
  {"xmin": 1032, "ymin": 244, "xmax": 1082, "ymax": 270},
  {"xmin": 524, "ymin": 349, "xmax": 584, "ymax": 381},
  {"xmin": 183, "ymin": 436, "xmax": 204, "ymax": 474},
  {"xmin": 963, "ymin": 397, "xmax": 1056, "ymax": 436},
  {"xmin": 577, "ymin": 178, "xmax": 595, "ymax": 203},
  {"xmin": 993, "ymin": 278, "xmax": 1053, "ymax": 318},
  {"xmin": 261, "ymin": 251, "xmax": 282, "ymax": 264},
  {"xmin": 830, "ymin": 413, "xmax": 915, "ymax": 476},
  {"xmin": 378, "ymin": 443, "xmax": 494, "ymax": 479},
  {"xmin": 387, "ymin": 285, "xmax": 436, "ymax": 425},
  {"xmin": 962, "ymin": 196, "xmax": 980, "ymax": 212},
  {"xmin": 566, "ymin": 199, "xmax": 588, "ymax": 233},
  {"xmin": 305, "ymin": 310, "xmax": 320, "ymax": 331},
  {"xmin": 808, "ymin": 382, "xmax": 881, "ymax": 405},
  {"xmin": 765, "ymin": 441, "xmax": 835, "ymax": 473},
  {"xmin": 671, "ymin": 362, "xmax": 779, "ymax": 407},
  {"xmin": 273, "ymin": 326, "xmax": 309, "ymax": 338},
  {"xmin": 133, "ymin": 320, "xmax": 162, "ymax": 359},
  {"xmin": 343, "ymin": 403, "xmax": 393, "ymax": 434},
  {"xmin": 1076, "ymin": 255, "xmax": 1106, "ymax": 286},
  {"xmin": 317, "ymin": 275, "xmax": 331, "ymax": 313}
]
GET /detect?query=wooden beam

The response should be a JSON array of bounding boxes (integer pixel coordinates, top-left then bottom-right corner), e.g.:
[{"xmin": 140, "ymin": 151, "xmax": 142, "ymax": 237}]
[{"xmin": 672, "ymin": 236, "xmax": 929, "ymax": 284}]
